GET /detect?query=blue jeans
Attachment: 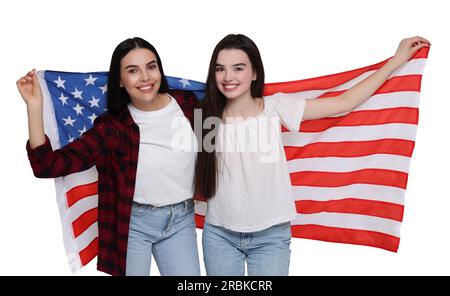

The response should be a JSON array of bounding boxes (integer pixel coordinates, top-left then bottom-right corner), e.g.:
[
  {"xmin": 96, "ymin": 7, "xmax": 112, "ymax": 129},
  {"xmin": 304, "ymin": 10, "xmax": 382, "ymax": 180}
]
[
  {"xmin": 125, "ymin": 199, "xmax": 201, "ymax": 276},
  {"xmin": 202, "ymin": 221, "xmax": 292, "ymax": 276}
]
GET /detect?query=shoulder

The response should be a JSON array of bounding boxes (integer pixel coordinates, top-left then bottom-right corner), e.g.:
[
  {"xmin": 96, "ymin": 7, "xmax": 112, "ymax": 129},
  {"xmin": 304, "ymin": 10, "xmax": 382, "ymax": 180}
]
[
  {"xmin": 263, "ymin": 92, "xmax": 283, "ymax": 104},
  {"xmin": 262, "ymin": 93, "xmax": 280, "ymax": 111},
  {"xmin": 92, "ymin": 112, "xmax": 127, "ymax": 132},
  {"xmin": 93, "ymin": 112, "xmax": 116, "ymax": 125},
  {"xmin": 168, "ymin": 90, "xmax": 197, "ymax": 122},
  {"xmin": 264, "ymin": 92, "xmax": 305, "ymax": 108},
  {"xmin": 263, "ymin": 92, "xmax": 289, "ymax": 102},
  {"xmin": 168, "ymin": 90, "xmax": 196, "ymax": 111}
]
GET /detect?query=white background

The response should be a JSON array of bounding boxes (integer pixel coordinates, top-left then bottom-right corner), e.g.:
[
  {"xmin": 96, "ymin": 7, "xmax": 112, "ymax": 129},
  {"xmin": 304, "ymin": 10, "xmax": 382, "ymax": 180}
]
[{"xmin": 0, "ymin": 0, "xmax": 448, "ymax": 276}]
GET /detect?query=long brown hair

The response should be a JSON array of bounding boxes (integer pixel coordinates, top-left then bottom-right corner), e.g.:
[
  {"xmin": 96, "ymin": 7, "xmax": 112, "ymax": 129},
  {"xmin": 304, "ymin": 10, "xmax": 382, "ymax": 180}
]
[{"xmin": 194, "ymin": 34, "xmax": 265, "ymax": 199}]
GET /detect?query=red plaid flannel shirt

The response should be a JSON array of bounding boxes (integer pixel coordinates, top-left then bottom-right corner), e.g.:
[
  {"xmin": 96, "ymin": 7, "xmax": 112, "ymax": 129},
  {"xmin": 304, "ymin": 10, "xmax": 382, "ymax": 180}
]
[{"xmin": 26, "ymin": 90, "xmax": 197, "ymax": 275}]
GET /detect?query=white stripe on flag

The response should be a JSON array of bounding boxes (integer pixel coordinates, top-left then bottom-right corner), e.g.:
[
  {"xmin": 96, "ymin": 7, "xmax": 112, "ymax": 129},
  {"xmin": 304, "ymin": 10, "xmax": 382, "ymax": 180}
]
[
  {"xmin": 66, "ymin": 193, "xmax": 97, "ymax": 224},
  {"xmin": 291, "ymin": 212, "xmax": 401, "ymax": 237},
  {"xmin": 63, "ymin": 167, "xmax": 98, "ymax": 191},
  {"xmin": 329, "ymin": 92, "xmax": 420, "ymax": 117},
  {"xmin": 330, "ymin": 58, "xmax": 426, "ymax": 92},
  {"xmin": 292, "ymin": 184, "xmax": 405, "ymax": 205},
  {"xmin": 195, "ymin": 200, "xmax": 207, "ymax": 216},
  {"xmin": 287, "ymin": 154, "xmax": 412, "ymax": 174},
  {"xmin": 75, "ymin": 222, "xmax": 98, "ymax": 253},
  {"xmin": 282, "ymin": 123, "xmax": 418, "ymax": 146}
]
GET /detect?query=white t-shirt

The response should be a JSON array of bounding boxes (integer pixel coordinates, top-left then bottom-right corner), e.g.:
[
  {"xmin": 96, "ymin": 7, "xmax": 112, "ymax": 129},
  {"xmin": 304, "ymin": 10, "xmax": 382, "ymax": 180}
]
[
  {"xmin": 205, "ymin": 93, "xmax": 305, "ymax": 232},
  {"xmin": 128, "ymin": 96, "xmax": 197, "ymax": 206}
]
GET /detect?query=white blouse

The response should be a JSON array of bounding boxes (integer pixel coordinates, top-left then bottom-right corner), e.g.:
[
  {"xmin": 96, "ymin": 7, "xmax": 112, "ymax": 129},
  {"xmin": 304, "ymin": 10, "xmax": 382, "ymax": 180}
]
[{"xmin": 206, "ymin": 93, "xmax": 306, "ymax": 232}]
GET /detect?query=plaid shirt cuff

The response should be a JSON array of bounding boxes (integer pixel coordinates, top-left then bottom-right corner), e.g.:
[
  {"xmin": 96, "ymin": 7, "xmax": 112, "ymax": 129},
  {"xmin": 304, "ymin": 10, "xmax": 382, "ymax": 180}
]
[{"xmin": 26, "ymin": 135, "xmax": 53, "ymax": 163}]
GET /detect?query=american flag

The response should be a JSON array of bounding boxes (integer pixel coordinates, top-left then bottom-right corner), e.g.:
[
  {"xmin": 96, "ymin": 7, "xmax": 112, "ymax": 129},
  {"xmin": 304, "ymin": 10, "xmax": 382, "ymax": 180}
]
[{"xmin": 36, "ymin": 47, "xmax": 428, "ymax": 272}]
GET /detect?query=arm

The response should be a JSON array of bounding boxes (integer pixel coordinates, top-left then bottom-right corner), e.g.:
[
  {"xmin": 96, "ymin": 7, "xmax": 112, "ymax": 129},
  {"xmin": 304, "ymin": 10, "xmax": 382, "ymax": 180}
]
[
  {"xmin": 26, "ymin": 123, "xmax": 105, "ymax": 178},
  {"xmin": 302, "ymin": 36, "xmax": 431, "ymax": 121},
  {"xmin": 17, "ymin": 69, "xmax": 46, "ymax": 148},
  {"xmin": 18, "ymin": 69, "xmax": 105, "ymax": 178}
]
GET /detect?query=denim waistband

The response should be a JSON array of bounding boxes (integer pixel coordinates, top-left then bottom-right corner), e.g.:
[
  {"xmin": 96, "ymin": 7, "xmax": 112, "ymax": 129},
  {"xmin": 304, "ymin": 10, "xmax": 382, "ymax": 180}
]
[{"xmin": 132, "ymin": 198, "xmax": 193, "ymax": 210}]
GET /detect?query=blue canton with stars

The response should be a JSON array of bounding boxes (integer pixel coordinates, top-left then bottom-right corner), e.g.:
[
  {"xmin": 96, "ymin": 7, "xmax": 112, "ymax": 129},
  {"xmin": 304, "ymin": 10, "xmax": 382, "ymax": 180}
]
[{"xmin": 44, "ymin": 71, "xmax": 205, "ymax": 147}]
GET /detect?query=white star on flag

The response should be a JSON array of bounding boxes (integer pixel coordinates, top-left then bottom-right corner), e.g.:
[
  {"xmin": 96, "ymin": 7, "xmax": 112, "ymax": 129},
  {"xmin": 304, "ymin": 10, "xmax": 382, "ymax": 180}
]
[
  {"xmin": 84, "ymin": 74, "xmax": 98, "ymax": 86},
  {"xmin": 77, "ymin": 126, "xmax": 87, "ymax": 136},
  {"xmin": 89, "ymin": 96, "xmax": 100, "ymax": 108},
  {"xmin": 62, "ymin": 116, "xmax": 76, "ymax": 126},
  {"xmin": 99, "ymin": 84, "xmax": 107, "ymax": 95},
  {"xmin": 73, "ymin": 103, "xmax": 85, "ymax": 115},
  {"xmin": 88, "ymin": 113, "xmax": 98, "ymax": 124},
  {"xmin": 71, "ymin": 88, "xmax": 83, "ymax": 100},
  {"xmin": 178, "ymin": 78, "xmax": 191, "ymax": 88},
  {"xmin": 58, "ymin": 93, "xmax": 69, "ymax": 106},
  {"xmin": 54, "ymin": 76, "xmax": 66, "ymax": 89}
]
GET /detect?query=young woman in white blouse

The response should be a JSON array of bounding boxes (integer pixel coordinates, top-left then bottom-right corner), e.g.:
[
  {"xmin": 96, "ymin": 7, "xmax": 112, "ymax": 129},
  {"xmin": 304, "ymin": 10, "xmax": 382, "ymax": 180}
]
[{"xmin": 195, "ymin": 34, "xmax": 429, "ymax": 275}]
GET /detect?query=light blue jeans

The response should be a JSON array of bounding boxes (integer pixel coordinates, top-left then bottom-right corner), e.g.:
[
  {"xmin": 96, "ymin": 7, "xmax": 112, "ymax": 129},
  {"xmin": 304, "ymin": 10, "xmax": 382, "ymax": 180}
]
[
  {"xmin": 125, "ymin": 199, "xmax": 201, "ymax": 276},
  {"xmin": 202, "ymin": 221, "xmax": 292, "ymax": 276}
]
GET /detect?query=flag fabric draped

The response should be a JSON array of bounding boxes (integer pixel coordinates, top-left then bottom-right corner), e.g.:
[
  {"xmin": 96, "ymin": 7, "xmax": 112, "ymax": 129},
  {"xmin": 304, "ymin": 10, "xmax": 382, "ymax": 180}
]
[{"xmin": 36, "ymin": 47, "xmax": 429, "ymax": 272}]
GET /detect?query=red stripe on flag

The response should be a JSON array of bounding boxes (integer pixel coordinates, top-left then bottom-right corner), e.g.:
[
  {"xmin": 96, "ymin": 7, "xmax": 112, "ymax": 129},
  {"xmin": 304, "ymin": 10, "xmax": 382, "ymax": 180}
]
[
  {"xmin": 291, "ymin": 224, "xmax": 400, "ymax": 252},
  {"xmin": 263, "ymin": 47, "xmax": 428, "ymax": 96},
  {"xmin": 264, "ymin": 61, "xmax": 387, "ymax": 95},
  {"xmin": 412, "ymin": 46, "xmax": 430, "ymax": 59},
  {"xmin": 299, "ymin": 107, "xmax": 418, "ymax": 132},
  {"xmin": 290, "ymin": 169, "xmax": 409, "ymax": 189},
  {"xmin": 79, "ymin": 237, "xmax": 98, "ymax": 266},
  {"xmin": 66, "ymin": 182, "xmax": 98, "ymax": 207},
  {"xmin": 285, "ymin": 139, "xmax": 415, "ymax": 159},
  {"xmin": 318, "ymin": 75, "xmax": 422, "ymax": 99},
  {"xmin": 195, "ymin": 214, "xmax": 205, "ymax": 229},
  {"xmin": 295, "ymin": 199, "xmax": 404, "ymax": 221},
  {"xmin": 72, "ymin": 207, "xmax": 98, "ymax": 238},
  {"xmin": 281, "ymin": 125, "xmax": 290, "ymax": 132},
  {"xmin": 377, "ymin": 75, "xmax": 423, "ymax": 94}
]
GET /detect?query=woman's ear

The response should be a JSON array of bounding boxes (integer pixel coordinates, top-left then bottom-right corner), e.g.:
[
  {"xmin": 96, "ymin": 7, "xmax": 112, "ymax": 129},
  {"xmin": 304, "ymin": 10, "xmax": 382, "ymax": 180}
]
[{"xmin": 252, "ymin": 71, "xmax": 257, "ymax": 81}]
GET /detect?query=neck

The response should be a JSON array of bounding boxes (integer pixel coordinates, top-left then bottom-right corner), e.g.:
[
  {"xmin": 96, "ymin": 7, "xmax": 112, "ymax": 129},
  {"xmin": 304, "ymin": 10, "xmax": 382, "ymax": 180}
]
[
  {"xmin": 132, "ymin": 93, "xmax": 168, "ymax": 112},
  {"xmin": 224, "ymin": 93, "xmax": 255, "ymax": 117}
]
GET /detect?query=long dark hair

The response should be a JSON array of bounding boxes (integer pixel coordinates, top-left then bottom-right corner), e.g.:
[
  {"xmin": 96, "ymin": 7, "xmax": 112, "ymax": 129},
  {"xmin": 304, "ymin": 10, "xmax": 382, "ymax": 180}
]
[
  {"xmin": 107, "ymin": 37, "xmax": 169, "ymax": 115},
  {"xmin": 194, "ymin": 34, "xmax": 265, "ymax": 199}
]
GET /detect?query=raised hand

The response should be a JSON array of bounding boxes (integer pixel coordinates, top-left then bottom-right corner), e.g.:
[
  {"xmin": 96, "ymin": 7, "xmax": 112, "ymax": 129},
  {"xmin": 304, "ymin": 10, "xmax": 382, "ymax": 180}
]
[
  {"xmin": 16, "ymin": 69, "xmax": 43, "ymax": 108},
  {"xmin": 17, "ymin": 69, "xmax": 46, "ymax": 148},
  {"xmin": 391, "ymin": 36, "xmax": 431, "ymax": 67},
  {"xmin": 303, "ymin": 35, "xmax": 430, "ymax": 121}
]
